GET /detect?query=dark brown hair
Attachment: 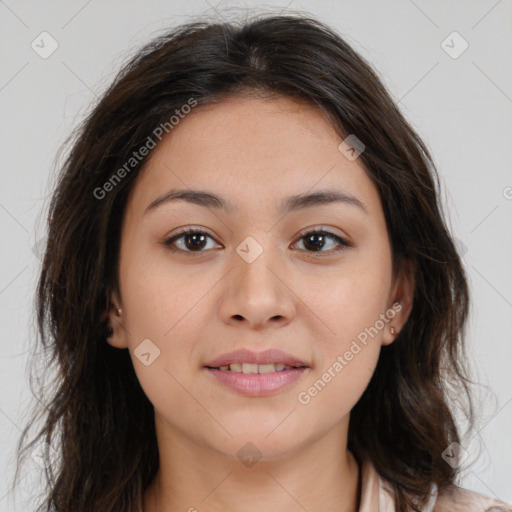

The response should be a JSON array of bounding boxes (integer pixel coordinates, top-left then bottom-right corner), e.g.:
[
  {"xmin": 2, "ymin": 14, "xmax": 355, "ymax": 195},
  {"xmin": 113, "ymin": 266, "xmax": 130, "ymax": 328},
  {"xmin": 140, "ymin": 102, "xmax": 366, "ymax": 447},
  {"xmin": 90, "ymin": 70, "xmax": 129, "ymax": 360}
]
[{"xmin": 12, "ymin": 11, "xmax": 477, "ymax": 512}]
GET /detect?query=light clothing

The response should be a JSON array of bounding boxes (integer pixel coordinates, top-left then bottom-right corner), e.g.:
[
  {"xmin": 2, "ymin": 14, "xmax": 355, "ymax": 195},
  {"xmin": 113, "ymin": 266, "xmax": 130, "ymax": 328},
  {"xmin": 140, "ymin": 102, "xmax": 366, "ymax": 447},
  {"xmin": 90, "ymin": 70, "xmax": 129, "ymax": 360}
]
[{"xmin": 359, "ymin": 456, "xmax": 512, "ymax": 511}]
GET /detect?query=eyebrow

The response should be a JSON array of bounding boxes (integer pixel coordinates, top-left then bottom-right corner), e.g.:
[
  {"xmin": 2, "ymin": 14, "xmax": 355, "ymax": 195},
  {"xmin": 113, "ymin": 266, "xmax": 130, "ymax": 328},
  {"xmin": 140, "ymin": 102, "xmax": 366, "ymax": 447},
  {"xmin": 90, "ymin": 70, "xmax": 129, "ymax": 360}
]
[{"xmin": 144, "ymin": 188, "xmax": 368, "ymax": 215}]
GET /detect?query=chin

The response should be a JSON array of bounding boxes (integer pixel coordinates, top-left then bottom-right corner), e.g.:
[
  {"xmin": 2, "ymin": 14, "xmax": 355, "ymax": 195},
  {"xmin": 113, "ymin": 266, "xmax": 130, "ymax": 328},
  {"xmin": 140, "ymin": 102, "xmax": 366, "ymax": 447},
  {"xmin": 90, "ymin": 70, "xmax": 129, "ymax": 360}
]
[{"xmin": 204, "ymin": 424, "xmax": 310, "ymax": 462}]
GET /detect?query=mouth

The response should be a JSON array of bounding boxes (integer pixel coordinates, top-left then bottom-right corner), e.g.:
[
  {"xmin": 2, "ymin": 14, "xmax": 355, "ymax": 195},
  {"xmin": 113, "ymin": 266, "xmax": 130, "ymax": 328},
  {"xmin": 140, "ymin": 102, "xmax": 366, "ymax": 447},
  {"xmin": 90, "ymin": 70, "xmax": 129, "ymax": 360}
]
[
  {"xmin": 203, "ymin": 349, "xmax": 310, "ymax": 397},
  {"xmin": 204, "ymin": 362, "xmax": 308, "ymax": 373}
]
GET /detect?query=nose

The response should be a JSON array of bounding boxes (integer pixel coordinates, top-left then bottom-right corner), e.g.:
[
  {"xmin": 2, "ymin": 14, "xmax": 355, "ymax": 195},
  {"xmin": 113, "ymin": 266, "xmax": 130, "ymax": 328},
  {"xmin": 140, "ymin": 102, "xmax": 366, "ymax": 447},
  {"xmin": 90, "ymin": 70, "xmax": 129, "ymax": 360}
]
[{"xmin": 218, "ymin": 247, "xmax": 296, "ymax": 330}]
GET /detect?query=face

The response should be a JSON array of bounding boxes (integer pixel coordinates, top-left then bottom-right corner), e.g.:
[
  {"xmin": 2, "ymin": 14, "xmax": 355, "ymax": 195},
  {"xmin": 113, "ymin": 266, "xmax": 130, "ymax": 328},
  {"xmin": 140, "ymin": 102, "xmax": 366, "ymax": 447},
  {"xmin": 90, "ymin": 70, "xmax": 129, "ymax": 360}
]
[{"xmin": 107, "ymin": 93, "xmax": 413, "ymax": 461}]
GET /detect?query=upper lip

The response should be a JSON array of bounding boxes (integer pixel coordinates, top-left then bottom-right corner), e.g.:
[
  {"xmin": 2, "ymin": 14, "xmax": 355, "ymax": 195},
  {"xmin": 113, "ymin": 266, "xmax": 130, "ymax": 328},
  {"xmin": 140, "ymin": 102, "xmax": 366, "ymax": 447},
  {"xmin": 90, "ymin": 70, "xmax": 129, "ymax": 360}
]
[{"xmin": 204, "ymin": 348, "xmax": 309, "ymax": 368}]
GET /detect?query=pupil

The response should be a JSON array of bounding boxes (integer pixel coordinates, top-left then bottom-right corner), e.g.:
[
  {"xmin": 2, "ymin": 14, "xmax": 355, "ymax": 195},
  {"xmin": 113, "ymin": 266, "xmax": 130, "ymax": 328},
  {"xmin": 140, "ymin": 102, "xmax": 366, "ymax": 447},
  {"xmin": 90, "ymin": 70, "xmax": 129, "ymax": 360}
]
[
  {"xmin": 185, "ymin": 233, "xmax": 207, "ymax": 250},
  {"xmin": 305, "ymin": 233, "xmax": 324, "ymax": 251}
]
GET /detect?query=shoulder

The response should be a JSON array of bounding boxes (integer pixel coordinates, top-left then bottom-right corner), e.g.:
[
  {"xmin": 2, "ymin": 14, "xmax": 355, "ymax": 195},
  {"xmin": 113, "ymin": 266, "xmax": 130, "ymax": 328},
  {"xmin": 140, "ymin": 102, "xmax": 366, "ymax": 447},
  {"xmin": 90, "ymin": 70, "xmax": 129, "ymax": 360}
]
[{"xmin": 434, "ymin": 485, "xmax": 512, "ymax": 512}]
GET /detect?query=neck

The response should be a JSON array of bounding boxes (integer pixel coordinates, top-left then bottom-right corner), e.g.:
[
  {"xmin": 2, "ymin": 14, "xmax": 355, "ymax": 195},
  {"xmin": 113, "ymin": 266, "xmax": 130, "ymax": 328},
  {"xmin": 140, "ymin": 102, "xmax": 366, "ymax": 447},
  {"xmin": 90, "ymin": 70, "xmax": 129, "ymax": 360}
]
[{"xmin": 143, "ymin": 416, "xmax": 361, "ymax": 512}]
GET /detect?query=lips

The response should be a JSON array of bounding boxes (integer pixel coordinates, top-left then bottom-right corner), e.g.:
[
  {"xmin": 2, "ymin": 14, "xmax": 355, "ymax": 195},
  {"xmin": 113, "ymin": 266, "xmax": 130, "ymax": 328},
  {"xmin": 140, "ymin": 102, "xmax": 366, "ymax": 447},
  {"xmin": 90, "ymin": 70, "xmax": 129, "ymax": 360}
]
[{"xmin": 203, "ymin": 348, "xmax": 309, "ymax": 369}]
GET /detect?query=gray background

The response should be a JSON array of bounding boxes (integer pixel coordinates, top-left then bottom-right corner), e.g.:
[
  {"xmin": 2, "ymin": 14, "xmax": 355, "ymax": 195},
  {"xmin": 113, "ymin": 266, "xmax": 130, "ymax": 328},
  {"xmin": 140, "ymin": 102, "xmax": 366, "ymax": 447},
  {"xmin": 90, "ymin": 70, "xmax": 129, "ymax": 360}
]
[{"xmin": 1, "ymin": 0, "xmax": 511, "ymax": 509}]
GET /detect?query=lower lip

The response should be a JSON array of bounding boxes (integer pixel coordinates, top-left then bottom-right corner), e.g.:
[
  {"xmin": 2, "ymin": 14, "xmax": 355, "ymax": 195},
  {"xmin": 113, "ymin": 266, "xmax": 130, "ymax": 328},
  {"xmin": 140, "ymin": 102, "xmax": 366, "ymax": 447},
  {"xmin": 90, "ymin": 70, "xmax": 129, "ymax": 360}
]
[{"xmin": 204, "ymin": 367, "xmax": 308, "ymax": 397}]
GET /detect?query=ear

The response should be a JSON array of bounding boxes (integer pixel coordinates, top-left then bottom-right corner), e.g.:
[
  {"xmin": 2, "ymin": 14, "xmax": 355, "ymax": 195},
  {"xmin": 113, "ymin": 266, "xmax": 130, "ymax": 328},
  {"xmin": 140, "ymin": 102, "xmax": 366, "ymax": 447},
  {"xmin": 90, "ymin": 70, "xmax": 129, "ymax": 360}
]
[
  {"xmin": 105, "ymin": 289, "xmax": 129, "ymax": 349},
  {"xmin": 381, "ymin": 259, "xmax": 415, "ymax": 346}
]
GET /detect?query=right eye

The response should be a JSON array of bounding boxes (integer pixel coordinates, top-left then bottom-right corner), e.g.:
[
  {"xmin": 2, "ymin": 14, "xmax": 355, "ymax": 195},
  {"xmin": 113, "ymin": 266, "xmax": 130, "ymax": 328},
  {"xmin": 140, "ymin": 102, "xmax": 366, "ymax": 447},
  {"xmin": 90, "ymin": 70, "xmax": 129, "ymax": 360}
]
[{"xmin": 163, "ymin": 228, "xmax": 222, "ymax": 253}]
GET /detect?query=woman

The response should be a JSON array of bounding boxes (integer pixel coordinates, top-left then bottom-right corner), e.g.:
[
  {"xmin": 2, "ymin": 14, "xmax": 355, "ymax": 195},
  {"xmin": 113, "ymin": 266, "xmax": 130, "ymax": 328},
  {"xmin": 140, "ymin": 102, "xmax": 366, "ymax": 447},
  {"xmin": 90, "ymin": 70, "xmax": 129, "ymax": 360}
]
[{"xmin": 13, "ymin": 12, "xmax": 512, "ymax": 512}]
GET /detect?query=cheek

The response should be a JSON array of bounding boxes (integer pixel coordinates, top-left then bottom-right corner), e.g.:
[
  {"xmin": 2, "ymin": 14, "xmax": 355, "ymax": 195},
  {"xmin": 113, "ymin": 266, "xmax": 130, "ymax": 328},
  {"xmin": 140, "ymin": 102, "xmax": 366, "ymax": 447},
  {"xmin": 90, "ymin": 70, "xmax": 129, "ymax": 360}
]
[
  {"xmin": 293, "ymin": 250, "xmax": 391, "ymax": 403},
  {"xmin": 299, "ymin": 263, "xmax": 391, "ymax": 349},
  {"xmin": 297, "ymin": 278, "xmax": 385, "ymax": 422},
  {"xmin": 297, "ymin": 344, "xmax": 380, "ymax": 433},
  {"xmin": 118, "ymin": 248, "xmax": 211, "ymax": 400},
  {"xmin": 121, "ymin": 244, "xmax": 206, "ymax": 338}
]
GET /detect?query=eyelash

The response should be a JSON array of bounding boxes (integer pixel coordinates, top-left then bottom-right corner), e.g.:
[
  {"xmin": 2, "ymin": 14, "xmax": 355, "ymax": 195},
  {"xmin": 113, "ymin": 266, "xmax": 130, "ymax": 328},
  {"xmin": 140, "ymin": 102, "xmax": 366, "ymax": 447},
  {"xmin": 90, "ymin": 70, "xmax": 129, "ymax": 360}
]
[{"xmin": 163, "ymin": 226, "xmax": 352, "ymax": 256}]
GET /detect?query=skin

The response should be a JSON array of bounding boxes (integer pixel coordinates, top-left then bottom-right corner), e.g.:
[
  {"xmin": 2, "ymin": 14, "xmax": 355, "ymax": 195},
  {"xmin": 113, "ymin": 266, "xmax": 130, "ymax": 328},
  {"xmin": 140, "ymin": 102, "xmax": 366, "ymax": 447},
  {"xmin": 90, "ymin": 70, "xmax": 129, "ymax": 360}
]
[{"xmin": 107, "ymin": 93, "xmax": 414, "ymax": 512}]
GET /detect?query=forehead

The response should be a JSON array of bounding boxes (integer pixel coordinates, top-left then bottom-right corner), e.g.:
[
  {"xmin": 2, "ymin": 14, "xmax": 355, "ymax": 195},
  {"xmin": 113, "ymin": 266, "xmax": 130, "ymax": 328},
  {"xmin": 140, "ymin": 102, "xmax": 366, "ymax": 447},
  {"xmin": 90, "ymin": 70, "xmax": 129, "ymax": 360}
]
[{"xmin": 128, "ymin": 94, "xmax": 383, "ymax": 219}]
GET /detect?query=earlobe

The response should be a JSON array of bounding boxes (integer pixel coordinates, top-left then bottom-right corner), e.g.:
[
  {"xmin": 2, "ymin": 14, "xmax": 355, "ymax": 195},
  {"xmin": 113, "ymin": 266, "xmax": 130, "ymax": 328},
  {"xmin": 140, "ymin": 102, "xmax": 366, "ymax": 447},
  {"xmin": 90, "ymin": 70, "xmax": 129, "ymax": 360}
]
[
  {"xmin": 105, "ymin": 291, "xmax": 128, "ymax": 349},
  {"xmin": 382, "ymin": 260, "xmax": 415, "ymax": 346},
  {"xmin": 381, "ymin": 303, "xmax": 401, "ymax": 346}
]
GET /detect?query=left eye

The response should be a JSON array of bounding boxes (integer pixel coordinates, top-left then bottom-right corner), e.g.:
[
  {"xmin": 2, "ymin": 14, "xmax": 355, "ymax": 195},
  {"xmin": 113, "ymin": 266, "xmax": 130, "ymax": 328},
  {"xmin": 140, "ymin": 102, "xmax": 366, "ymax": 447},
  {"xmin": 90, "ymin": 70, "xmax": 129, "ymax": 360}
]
[
  {"xmin": 292, "ymin": 228, "xmax": 351, "ymax": 253},
  {"xmin": 163, "ymin": 227, "xmax": 351, "ymax": 254}
]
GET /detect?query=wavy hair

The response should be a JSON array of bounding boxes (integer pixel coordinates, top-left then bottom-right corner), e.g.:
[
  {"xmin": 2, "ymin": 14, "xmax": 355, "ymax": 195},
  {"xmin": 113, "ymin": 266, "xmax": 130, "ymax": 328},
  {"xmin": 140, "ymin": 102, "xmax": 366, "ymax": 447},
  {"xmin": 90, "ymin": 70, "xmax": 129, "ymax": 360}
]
[{"xmin": 11, "ymin": 11, "xmax": 477, "ymax": 512}]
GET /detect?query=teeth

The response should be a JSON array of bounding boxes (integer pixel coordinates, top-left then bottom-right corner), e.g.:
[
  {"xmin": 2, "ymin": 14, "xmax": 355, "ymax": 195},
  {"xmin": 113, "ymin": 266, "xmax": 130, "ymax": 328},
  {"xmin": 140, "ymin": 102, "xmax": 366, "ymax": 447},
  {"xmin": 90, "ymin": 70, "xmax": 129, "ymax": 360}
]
[
  {"xmin": 258, "ymin": 363, "xmax": 276, "ymax": 374},
  {"xmin": 242, "ymin": 363, "xmax": 259, "ymax": 374},
  {"xmin": 215, "ymin": 363, "xmax": 298, "ymax": 373}
]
